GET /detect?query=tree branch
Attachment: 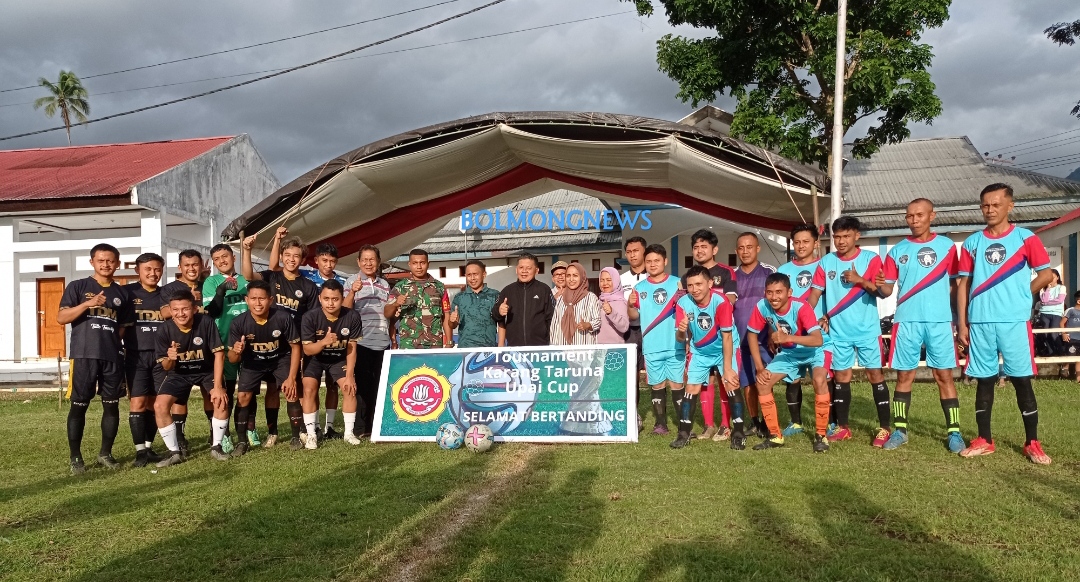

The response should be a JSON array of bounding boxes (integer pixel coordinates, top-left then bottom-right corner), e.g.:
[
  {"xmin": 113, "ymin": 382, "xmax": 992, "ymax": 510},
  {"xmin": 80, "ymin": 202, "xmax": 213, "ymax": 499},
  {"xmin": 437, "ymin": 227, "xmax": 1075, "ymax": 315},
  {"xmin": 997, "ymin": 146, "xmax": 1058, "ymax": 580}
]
[
  {"xmin": 845, "ymin": 55, "xmax": 860, "ymax": 81},
  {"xmin": 783, "ymin": 61, "xmax": 822, "ymax": 116}
]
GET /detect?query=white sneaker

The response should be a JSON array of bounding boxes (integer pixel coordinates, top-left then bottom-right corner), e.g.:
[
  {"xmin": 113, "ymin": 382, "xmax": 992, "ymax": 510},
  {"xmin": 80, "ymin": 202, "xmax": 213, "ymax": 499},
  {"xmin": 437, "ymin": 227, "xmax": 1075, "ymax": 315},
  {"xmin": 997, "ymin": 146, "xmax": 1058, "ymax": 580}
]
[
  {"xmin": 263, "ymin": 434, "xmax": 278, "ymax": 448},
  {"xmin": 344, "ymin": 432, "xmax": 362, "ymax": 445},
  {"xmin": 303, "ymin": 432, "xmax": 317, "ymax": 450}
]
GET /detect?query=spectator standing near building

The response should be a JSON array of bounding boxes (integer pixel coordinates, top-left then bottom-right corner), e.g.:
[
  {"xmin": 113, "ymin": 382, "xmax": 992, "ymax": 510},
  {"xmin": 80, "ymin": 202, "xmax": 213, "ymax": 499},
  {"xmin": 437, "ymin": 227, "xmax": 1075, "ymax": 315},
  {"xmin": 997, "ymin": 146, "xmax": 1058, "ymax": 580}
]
[
  {"xmin": 597, "ymin": 267, "xmax": 630, "ymax": 344},
  {"xmin": 550, "ymin": 262, "xmax": 602, "ymax": 345}
]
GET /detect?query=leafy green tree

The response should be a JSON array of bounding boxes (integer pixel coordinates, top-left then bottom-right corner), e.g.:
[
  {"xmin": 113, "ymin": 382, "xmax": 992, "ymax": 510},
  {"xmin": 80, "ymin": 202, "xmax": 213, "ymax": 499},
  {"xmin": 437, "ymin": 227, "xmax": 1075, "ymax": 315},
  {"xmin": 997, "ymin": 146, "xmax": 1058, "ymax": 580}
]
[
  {"xmin": 33, "ymin": 70, "xmax": 90, "ymax": 146},
  {"xmin": 628, "ymin": 0, "xmax": 950, "ymax": 169},
  {"xmin": 1045, "ymin": 19, "xmax": 1080, "ymax": 117}
]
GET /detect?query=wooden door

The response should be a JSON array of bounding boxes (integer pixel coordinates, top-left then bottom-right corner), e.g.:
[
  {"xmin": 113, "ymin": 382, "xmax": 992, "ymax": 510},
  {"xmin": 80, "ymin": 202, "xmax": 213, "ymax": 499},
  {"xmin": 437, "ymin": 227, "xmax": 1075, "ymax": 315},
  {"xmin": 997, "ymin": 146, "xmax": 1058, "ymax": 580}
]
[{"xmin": 37, "ymin": 278, "xmax": 66, "ymax": 358}]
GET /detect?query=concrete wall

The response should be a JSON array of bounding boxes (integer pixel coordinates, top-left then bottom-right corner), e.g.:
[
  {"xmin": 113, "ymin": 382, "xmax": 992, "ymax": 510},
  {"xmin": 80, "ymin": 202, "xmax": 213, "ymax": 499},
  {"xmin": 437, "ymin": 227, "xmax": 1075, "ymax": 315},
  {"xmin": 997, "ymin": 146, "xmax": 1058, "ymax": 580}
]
[
  {"xmin": 136, "ymin": 134, "xmax": 280, "ymax": 244},
  {"xmin": 3, "ymin": 135, "xmax": 280, "ymax": 362}
]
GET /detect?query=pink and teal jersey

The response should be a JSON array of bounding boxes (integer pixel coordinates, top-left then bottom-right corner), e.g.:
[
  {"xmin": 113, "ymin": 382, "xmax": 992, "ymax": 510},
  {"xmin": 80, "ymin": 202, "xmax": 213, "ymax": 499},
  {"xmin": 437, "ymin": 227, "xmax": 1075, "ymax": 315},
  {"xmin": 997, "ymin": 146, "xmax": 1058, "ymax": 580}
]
[
  {"xmin": 630, "ymin": 274, "xmax": 684, "ymax": 355},
  {"xmin": 777, "ymin": 259, "xmax": 823, "ymax": 319},
  {"xmin": 883, "ymin": 234, "xmax": 958, "ymax": 323},
  {"xmin": 812, "ymin": 248, "xmax": 883, "ymax": 341},
  {"xmin": 746, "ymin": 298, "xmax": 821, "ymax": 360},
  {"xmin": 959, "ymin": 225, "xmax": 1049, "ymax": 323},
  {"xmin": 675, "ymin": 291, "xmax": 735, "ymax": 359}
]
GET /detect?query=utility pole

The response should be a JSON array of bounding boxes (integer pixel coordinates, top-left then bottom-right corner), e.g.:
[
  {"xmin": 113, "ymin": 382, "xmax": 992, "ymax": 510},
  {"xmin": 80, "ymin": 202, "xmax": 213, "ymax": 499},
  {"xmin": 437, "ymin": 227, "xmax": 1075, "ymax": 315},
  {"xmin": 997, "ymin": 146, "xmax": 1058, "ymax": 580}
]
[{"xmin": 829, "ymin": 0, "xmax": 848, "ymax": 226}]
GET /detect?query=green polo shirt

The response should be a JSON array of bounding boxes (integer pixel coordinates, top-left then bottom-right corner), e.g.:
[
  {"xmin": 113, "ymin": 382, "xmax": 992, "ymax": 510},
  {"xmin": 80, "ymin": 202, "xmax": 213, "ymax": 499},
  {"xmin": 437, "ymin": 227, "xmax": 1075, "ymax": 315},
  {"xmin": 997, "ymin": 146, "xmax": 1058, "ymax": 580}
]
[{"xmin": 450, "ymin": 285, "xmax": 500, "ymax": 348}]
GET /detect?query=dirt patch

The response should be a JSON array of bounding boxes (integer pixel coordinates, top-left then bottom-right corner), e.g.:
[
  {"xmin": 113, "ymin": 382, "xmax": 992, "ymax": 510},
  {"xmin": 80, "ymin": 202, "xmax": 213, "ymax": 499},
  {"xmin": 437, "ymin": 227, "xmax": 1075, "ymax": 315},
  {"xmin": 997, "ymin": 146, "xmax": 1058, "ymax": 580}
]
[{"xmin": 353, "ymin": 445, "xmax": 541, "ymax": 582}]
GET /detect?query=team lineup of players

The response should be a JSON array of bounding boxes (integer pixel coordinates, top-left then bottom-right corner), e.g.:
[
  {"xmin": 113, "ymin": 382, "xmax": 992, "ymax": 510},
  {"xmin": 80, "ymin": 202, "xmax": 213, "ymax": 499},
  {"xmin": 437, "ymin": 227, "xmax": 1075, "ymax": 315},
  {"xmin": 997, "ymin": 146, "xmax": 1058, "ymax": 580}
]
[{"xmin": 58, "ymin": 181, "xmax": 1053, "ymax": 474}]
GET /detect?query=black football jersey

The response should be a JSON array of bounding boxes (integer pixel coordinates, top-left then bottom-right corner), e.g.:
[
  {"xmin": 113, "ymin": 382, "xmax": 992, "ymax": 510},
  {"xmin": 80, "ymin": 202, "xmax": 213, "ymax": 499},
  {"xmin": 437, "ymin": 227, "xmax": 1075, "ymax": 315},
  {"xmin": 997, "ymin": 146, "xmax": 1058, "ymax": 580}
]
[
  {"xmin": 260, "ymin": 270, "xmax": 318, "ymax": 322},
  {"xmin": 301, "ymin": 308, "xmax": 363, "ymax": 363},
  {"xmin": 159, "ymin": 279, "xmax": 206, "ymax": 314},
  {"xmin": 228, "ymin": 308, "xmax": 299, "ymax": 370},
  {"xmin": 59, "ymin": 277, "xmax": 133, "ymax": 363},
  {"xmin": 155, "ymin": 314, "xmax": 223, "ymax": 375},
  {"xmin": 123, "ymin": 283, "xmax": 164, "ymax": 353}
]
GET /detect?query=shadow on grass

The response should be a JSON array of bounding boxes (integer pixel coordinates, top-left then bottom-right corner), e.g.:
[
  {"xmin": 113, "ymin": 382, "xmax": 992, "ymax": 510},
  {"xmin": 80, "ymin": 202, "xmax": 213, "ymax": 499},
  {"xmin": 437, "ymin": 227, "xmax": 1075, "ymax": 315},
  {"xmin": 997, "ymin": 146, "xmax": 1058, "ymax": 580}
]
[
  {"xmin": 67, "ymin": 445, "xmax": 494, "ymax": 582},
  {"xmin": 636, "ymin": 480, "xmax": 994, "ymax": 581},
  {"xmin": 0, "ymin": 469, "xmax": 224, "ymax": 537},
  {"xmin": 429, "ymin": 458, "xmax": 605, "ymax": 581}
]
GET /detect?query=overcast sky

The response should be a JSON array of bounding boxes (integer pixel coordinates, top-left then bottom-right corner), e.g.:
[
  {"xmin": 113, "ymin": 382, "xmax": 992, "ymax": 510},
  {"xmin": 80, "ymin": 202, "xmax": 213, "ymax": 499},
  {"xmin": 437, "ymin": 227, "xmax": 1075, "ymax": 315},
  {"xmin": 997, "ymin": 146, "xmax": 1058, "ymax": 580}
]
[{"xmin": 1, "ymin": 0, "xmax": 1078, "ymax": 184}]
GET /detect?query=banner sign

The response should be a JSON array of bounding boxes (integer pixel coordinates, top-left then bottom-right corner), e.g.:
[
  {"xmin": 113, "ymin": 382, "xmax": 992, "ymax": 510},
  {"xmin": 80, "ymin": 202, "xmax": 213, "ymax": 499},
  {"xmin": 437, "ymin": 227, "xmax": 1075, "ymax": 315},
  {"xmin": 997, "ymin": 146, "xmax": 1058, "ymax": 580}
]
[{"xmin": 371, "ymin": 345, "xmax": 638, "ymax": 443}]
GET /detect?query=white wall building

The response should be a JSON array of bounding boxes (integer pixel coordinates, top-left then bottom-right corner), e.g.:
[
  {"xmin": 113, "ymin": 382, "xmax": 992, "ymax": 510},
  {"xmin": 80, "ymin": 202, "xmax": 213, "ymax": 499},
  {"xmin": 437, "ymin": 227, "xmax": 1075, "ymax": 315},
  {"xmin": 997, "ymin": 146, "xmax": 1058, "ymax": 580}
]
[{"xmin": 0, "ymin": 136, "xmax": 279, "ymax": 371}]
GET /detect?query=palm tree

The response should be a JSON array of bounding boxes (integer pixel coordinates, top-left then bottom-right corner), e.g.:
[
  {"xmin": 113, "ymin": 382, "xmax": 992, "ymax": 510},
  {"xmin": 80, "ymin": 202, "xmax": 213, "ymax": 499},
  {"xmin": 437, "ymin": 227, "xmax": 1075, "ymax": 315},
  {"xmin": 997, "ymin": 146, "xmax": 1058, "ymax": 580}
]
[{"xmin": 33, "ymin": 70, "xmax": 90, "ymax": 146}]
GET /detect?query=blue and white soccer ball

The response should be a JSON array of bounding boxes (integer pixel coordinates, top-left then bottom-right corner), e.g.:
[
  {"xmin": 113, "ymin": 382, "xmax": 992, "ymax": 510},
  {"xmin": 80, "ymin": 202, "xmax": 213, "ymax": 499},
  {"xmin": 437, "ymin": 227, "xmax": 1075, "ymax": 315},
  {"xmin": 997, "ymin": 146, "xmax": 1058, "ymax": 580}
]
[
  {"xmin": 464, "ymin": 424, "xmax": 494, "ymax": 453},
  {"xmin": 435, "ymin": 422, "xmax": 464, "ymax": 450},
  {"xmin": 449, "ymin": 351, "xmax": 537, "ymax": 434}
]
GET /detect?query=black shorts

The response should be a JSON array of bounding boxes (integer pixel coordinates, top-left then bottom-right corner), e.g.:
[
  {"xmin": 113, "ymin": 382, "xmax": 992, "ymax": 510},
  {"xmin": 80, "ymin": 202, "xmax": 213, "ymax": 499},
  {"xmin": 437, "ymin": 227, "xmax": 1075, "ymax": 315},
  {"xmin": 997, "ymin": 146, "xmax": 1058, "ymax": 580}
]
[
  {"xmin": 158, "ymin": 372, "xmax": 214, "ymax": 403},
  {"xmin": 303, "ymin": 358, "xmax": 347, "ymax": 383},
  {"xmin": 68, "ymin": 358, "xmax": 125, "ymax": 404},
  {"xmin": 625, "ymin": 326, "xmax": 644, "ymax": 371},
  {"xmin": 125, "ymin": 351, "xmax": 165, "ymax": 398},
  {"xmin": 238, "ymin": 358, "xmax": 292, "ymax": 393}
]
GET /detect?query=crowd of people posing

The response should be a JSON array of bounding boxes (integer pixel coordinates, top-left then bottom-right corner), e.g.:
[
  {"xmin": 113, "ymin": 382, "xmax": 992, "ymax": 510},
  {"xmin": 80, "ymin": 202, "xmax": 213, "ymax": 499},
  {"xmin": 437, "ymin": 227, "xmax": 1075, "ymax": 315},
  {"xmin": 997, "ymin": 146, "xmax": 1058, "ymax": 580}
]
[{"xmin": 58, "ymin": 182, "xmax": 1056, "ymax": 475}]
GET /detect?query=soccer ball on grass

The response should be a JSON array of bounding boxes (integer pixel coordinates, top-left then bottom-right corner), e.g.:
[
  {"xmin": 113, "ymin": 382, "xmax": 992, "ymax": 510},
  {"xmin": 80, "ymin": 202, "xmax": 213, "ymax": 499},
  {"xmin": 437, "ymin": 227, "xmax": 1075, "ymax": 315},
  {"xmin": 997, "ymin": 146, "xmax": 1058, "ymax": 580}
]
[
  {"xmin": 463, "ymin": 424, "xmax": 494, "ymax": 453},
  {"xmin": 435, "ymin": 422, "xmax": 465, "ymax": 450}
]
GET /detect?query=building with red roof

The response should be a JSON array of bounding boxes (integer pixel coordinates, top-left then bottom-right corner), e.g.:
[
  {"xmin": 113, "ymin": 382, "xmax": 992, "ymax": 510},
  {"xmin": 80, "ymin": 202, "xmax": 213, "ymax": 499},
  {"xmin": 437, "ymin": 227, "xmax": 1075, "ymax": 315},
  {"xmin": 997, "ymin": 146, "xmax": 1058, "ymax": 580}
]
[{"xmin": 0, "ymin": 135, "xmax": 278, "ymax": 364}]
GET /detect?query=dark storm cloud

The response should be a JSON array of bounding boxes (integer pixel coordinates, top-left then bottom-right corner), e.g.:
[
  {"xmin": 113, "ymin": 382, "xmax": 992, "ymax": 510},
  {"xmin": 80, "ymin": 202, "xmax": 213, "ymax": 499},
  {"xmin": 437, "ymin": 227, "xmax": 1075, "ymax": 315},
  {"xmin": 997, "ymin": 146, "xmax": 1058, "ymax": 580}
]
[{"xmin": 1, "ymin": 0, "xmax": 1077, "ymax": 182}]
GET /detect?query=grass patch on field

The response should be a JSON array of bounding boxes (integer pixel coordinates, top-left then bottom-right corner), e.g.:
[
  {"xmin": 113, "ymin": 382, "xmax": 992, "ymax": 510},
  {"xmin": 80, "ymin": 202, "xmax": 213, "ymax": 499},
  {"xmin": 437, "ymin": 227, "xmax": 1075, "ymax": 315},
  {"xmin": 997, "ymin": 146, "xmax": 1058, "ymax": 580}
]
[{"xmin": 2, "ymin": 382, "xmax": 1080, "ymax": 581}]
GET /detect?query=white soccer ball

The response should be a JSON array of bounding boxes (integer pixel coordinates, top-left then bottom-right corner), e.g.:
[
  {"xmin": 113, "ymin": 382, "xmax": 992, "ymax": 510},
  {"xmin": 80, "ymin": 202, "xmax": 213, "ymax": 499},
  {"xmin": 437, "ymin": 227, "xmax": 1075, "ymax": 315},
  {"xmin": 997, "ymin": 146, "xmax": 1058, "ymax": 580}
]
[
  {"xmin": 449, "ymin": 351, "xmax": 537, "ymax": 434},
  {"xmin": 435, "ymin": 422, "xmax": 464, "ymax": 450},
  {"xmin": 463, "ymin": 424, "xmax": 494, "ymax": 453}
]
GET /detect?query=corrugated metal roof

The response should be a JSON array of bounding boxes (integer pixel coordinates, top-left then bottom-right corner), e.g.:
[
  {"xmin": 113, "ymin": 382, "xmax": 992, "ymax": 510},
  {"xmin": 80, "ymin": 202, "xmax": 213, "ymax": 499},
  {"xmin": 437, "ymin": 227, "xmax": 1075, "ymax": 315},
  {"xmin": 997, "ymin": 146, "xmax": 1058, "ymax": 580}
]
[
  {"xmin": 856, "ymin": 203, "xmax": 1077, "ymax": 231},
  {"xmin": 843, "ymin": 137, "xmax": 1080, "ymax": 211},
  {"xmin": 0, "ymin": 137, "xmax": 234, "ymax": 201}
]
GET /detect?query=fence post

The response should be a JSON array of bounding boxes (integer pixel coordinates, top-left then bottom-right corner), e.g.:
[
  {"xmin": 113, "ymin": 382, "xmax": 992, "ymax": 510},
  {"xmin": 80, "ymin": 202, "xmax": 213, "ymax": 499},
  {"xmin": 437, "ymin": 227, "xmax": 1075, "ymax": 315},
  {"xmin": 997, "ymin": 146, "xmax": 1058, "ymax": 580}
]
[{"xmin": 57, "ymin": 358, "xmax": 63, "ymax": 411}]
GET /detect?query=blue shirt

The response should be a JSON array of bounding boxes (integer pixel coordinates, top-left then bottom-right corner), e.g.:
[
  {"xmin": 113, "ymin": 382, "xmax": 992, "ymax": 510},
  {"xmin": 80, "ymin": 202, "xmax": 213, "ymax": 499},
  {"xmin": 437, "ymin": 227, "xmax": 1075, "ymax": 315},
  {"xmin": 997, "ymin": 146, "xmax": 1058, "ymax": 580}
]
[
  {"xmin": 675, "ymin": 290, "xmax": 735, "ymax": 358},
  {"xmin": 959, "ymin": 225, "xmax": 1049, "ymax": 323},
  {"xmin": 777, "ymin": 258, "xmax": 822, "ymax": 318},
  {"xmin": 884, "ymin": 234, "xmax": 958, "ymax": 323},
  {"xmin": 300, "ymin": 266, "xmax": 347, "ymax": 287},
  {"xmin": 812, "ymin": 248, "xmax": 883, "ymax": 341},
  {"xmin": 630, "ymin": 275, "xmax": 684, "ymax": 355},
  {"xmin": 747, "ymin": 298, "xmax": 822, "ymax": 359}
]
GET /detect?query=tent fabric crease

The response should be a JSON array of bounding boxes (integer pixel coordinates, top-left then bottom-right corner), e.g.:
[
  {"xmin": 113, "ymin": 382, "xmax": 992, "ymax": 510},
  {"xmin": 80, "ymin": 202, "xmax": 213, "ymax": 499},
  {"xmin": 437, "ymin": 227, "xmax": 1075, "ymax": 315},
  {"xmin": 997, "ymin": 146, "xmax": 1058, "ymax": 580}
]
[{"xmin": 223, "ymin": 111, "xmax": 828, "ymax": 261}]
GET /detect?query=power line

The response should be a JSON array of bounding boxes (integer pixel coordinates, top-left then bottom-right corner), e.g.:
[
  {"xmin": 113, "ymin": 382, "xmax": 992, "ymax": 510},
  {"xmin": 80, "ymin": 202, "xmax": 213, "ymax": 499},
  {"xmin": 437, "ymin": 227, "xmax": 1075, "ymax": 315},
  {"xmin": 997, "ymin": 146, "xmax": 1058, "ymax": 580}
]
[
  {"xmin": 1022, "ymin": 159, "xmax": 1080, "ymax": 171},
  {"xmin": 0, "ymin": 11, "xmax": 633, "ymax": 110},
  {"xmin": 1015, "ymin": 150, "xmax": 1080, "ymax": 167},
  {"xmin": 0, "ymin": 0, "xmax": 508, "ymax": 142},
  {"xmin": 0, "ymin": 0, "xmax": 469, "ymax": 94},
  {"xmin": 1019, "ymin": 155, "xmax": 1080, "ymax": 170},
  {"xmin": 1002, "ymin": 135, "xmax": 1080, "ymax": 158},
  {"xmin": 985, "ymin": 127, "xmax": 1080, "ymax": 155}
]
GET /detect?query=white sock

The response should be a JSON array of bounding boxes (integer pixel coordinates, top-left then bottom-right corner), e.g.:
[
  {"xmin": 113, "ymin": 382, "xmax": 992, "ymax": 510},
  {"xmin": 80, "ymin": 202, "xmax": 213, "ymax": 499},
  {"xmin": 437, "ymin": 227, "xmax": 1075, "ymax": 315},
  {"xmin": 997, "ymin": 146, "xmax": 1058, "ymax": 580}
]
[
  {"xmin": 159, "ymin": 424, "xmax": 179, "ymax": 453},
  {"xmin": 212, "ymin": 417, "xmax": 229, "ymax": 447},
  {"xmin": 144, "ymin": 440, "xmax": 153, "ymax": 448},
  {"xmin": 304, "ymin": 412, "xmax": 318, "ymax": 436},
  {"xmin": 324, "ymin": 409, "xmax": 337, "ymax": 431},
  {"xmin": 135, "ymin": 442, "xmax": 146, "ymax": 451},
  {"xmin": 344, "ymin": 412, "xmax": 356, "ymax": 435}
]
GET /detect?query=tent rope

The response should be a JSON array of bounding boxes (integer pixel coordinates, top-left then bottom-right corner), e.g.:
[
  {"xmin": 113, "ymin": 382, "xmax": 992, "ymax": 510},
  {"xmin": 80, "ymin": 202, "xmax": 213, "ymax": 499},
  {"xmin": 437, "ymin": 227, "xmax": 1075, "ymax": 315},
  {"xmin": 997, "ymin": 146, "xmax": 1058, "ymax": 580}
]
[{"xmin": 763, "ymin": 151, "xmax": 807, "ymax": 225}]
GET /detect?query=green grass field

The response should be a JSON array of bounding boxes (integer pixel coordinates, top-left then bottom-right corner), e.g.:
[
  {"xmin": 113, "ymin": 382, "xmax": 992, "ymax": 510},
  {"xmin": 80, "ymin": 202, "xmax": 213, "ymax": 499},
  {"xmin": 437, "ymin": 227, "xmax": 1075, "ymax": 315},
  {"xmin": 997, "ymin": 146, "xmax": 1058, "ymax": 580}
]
[{"xmin": 2, "ymin": 381, "xmax": 1080, "ymax": 582}]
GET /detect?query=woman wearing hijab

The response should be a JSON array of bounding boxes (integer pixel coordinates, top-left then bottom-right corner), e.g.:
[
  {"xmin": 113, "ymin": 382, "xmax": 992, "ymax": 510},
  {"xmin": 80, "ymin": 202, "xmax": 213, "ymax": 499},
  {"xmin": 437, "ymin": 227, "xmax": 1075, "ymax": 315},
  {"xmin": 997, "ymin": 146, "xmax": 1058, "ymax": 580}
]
[
  {"xmin": 550, "ymin": 262, "xmax": 602, "ymax": 345},
  {"xmin": 596, "ymin": 267, "xmax": 629, "ymax": 344}
]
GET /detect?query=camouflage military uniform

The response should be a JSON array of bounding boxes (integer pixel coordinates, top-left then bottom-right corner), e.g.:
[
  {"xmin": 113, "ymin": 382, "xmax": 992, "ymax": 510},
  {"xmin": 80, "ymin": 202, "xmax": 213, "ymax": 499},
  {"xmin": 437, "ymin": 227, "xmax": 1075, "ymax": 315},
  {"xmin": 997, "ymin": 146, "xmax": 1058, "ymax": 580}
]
[{"xmin": 390, "ymin": 276, "xmax": 450, "ymax": 349}]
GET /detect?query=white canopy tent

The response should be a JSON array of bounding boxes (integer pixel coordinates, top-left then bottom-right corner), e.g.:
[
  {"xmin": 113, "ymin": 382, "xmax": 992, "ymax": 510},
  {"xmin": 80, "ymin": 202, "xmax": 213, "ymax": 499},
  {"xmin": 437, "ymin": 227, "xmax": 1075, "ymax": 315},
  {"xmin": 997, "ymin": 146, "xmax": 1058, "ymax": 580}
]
[{"xmin": 224, "ymin": 112, "xmax": 827, "ymax": 263}]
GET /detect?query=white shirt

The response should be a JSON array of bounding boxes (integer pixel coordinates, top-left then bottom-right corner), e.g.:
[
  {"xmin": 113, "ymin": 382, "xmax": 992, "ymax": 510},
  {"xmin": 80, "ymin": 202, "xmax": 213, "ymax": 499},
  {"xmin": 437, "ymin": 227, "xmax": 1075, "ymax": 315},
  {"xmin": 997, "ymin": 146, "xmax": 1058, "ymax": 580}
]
[{"xmin": 621, "ymin": 267, "xmax": 647, "ymax": 326}]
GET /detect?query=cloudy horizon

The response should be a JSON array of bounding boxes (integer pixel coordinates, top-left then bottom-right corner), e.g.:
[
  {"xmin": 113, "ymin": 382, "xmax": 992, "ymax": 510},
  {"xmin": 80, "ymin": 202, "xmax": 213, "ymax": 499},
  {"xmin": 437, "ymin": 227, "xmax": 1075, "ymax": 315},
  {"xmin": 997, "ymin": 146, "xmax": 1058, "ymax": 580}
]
[{"xmin": 1, "ymin": 0, "xmax": 1078, "ymax": 184}]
